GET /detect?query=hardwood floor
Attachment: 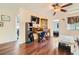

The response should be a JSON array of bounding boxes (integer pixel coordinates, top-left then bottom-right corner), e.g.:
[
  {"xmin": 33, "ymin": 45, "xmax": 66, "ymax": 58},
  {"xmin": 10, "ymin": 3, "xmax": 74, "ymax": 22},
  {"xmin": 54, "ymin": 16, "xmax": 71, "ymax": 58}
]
[
  {"xmin": 0, "ymin": 41, "xmax": 18, "ymax": 55},
  {"xmin": 0, "ymin": 39, "xmax": 71, "ymax": 55}
]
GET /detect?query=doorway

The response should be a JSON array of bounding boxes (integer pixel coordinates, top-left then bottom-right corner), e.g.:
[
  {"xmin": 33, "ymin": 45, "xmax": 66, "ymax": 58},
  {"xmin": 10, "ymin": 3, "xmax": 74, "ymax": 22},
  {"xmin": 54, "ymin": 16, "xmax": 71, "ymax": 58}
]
[
  {"xmin": 16, "ymin": 15, "xmax": 20, "ymax": 40},
  {"xmin": 53, "ymin": 20, "xmax": 59, "ymax": 37}
]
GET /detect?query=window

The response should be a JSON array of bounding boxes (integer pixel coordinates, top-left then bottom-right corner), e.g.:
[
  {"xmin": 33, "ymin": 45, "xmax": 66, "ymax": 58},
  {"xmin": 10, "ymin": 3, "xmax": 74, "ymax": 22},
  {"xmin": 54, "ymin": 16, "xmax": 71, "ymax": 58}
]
[
  {"xmin": 67, "ymin": 16, "xmax": 79, "ymax": 30},
  {"xmin": 75, "ymin": 22, "xmax": 79, "ymax": 30}
]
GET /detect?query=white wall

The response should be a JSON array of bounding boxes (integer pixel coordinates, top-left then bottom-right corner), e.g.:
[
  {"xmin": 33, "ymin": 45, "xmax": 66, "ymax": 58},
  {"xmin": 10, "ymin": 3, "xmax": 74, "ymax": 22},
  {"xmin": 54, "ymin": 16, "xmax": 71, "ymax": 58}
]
[{"xmin": 0, "ymin": 7, "xmax": 18, "ymax": 44}]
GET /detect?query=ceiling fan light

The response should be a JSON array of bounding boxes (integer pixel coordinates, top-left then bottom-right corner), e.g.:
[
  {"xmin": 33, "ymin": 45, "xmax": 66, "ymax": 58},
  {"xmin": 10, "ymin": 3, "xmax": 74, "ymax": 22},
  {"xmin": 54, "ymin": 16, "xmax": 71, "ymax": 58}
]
[{"xmin": 54, "ymin": 8, "xmax": 61, "ymax": 12}]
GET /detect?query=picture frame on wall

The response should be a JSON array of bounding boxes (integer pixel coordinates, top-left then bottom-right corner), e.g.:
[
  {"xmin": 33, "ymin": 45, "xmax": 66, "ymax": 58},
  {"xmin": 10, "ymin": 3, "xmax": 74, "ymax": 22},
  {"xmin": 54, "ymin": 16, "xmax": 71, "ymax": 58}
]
[
  {"xmin": 1, "ymin": 15, "xmax": 10, "ymax": 21},
  {"xmin": 0, "ymin": 22, "xmax": 3, "ymax": 27}
]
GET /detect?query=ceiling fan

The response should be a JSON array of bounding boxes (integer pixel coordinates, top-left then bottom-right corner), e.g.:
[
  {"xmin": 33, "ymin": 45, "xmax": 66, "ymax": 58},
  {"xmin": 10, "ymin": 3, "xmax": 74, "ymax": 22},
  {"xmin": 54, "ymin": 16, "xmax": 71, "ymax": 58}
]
[{"xmin": 52, "ymin": 3, "xmax": 73, "ymax": 15}]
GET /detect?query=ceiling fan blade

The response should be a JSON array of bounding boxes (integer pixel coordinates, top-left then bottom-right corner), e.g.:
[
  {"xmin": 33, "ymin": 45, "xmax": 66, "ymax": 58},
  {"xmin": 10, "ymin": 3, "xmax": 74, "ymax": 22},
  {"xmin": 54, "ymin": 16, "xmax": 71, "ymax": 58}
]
[
  {"xmin": 56, "ymin": 3, "xmax": 59, "ymax": 6},
  {"xmin": 53, "ymin": 12, "xmax": 56, "ymax": 15},
  {"xmin": 61, "ymin": 3, "xmax": 72, "ymax": 8},
  {"xmin": 61, "ymin": 9, "xmax": 67, "ymax": 12},
  {"xmin": 52, "ymin": 4, "xmax": 55, "ymax": 7}
]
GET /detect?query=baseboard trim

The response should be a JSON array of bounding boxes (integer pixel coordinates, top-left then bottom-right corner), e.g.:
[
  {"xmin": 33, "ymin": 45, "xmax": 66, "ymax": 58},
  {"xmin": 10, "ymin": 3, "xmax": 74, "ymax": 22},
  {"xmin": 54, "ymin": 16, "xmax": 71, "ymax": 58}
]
[{"xmin": 0, "ymin": 40, "xmax": 17, "ymax": 45}]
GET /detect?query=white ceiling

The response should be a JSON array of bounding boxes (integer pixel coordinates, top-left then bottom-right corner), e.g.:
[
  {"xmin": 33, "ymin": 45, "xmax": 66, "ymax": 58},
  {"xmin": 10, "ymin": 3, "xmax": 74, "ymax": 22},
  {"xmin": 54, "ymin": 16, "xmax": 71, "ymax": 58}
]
[
  {"xmin": 0, "ymin": 3, "xmax": 79, "ymax": 17},
  {"xmin": 21, "ymin": 3, "xmax": 79, "ymax": 18},
  {"xmin": 19, "ymin": 3, "xmax": 79, "ymax": 17},
  {"xmin": 0, "ymin": 3, "xmax": 79, "ymax": 11},
  {"xmin": 0, "ymin": 3, "xmax": 78, "ymax": 11}
]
